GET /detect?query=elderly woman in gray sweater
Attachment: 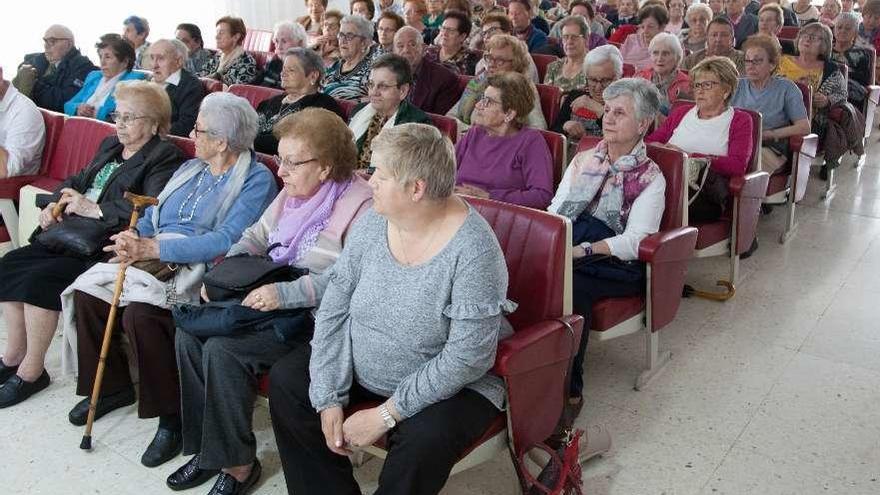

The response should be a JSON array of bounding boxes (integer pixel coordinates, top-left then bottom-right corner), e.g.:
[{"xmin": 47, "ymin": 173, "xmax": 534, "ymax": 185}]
[{"xmin": 267, "ymin": 123, "xmax": 514, "ymax": 495}]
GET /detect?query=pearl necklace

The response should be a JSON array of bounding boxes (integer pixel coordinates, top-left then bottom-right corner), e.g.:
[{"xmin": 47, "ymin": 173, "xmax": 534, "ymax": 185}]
[{"xmin": 177, "ymin": 165, "xmax": 229, "ymax": 223}]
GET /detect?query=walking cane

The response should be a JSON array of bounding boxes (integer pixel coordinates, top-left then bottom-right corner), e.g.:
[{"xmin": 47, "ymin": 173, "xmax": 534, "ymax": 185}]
[{"xmin": 80, "ymin": 192, "xmax": 159, "ymax": 451}]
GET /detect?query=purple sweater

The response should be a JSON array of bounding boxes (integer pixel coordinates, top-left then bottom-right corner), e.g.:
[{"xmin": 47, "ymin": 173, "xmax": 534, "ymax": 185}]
[{"xmin": 455, "ymin": 126, "xmax": 554, "ymax": 209}]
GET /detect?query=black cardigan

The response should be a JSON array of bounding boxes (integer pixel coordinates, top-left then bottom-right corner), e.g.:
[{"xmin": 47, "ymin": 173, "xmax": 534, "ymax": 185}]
[{"xmin": 166, "ymin": 69, "xmax": 205, "ymax": 137}]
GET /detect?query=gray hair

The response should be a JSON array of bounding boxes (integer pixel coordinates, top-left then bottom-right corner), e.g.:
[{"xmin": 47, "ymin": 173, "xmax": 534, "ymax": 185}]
[
  {"xmin": 394, "ymin": 25, "xmax": 424, "ymax": 46},
  {"xmin": 685, "ymin": 3, "xmax": 713, "ymax": 23},
  {"xmin": 153, "ymin": 38, "xmax": 189, "ymax": 63},
  {"xmin": 835, "ymin": 11, "xmax": 860, "ymax": 31},
  {"xmin": 284, "ymin": 47, "xmax": 325, "ymax": 81},
  {"xmin": 557, "ymin": 15, "xmax": 590, "ymax": 37},
  {"xmin": 274, "ymin": 20, "xmax": 308, "ymax": 46},
  {"xmin": 585, "ymin": 44, "xmax": 624, "ymax": 78},
  {"xmin": 798, "ymin": 21, "xmax": 833, "ymax": 60},
  {"xmin": 602, "ymin": 77, "xmax": 662, "ymax": 122},
  {"xmin": 198, "ymin": 92, "xmax": 258, "ymax": 153},
  {"xmin": 46, "ymin": 24, "xmax": 75, "ymax": 44},
  {"xmin": 371, "ymin": 123, "xmax": 456, "ymax": 200},
  {"xmin": 341, "ymin": 14, "xmax": 375, "ymax": 40},
  {"xmin": 649, "ymin": 32, "xmax": 684, "ymax": 64}
]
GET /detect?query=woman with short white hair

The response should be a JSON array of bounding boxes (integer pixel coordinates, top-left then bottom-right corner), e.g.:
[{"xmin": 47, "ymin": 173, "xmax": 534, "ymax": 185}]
[
  {"xmin": 259, "ymin": 20, "xmax": 308, "ymax": 88},
  {"xmin": 269, "ymin": 122, "xmax": 514, "ymax": 495},
  {"xmin": 680, "ymin": 2, "xmax": 713, "ymax": 54},
  {"xmin": 324, "ymin": 14, "xmax": 376, "ymax": 100},
  {"xmin": 635, "ymin": 32, "xmax": 691, "ymax": 114}
]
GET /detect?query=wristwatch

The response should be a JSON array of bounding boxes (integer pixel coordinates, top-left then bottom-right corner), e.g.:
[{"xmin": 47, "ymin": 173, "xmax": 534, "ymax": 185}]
[
  {"xmin": 579, "ymin": 241, "xmax": 593, "ymax": 256},
  {"xmin": 378, "ymin": 404, "xmax": 397, "ymax": 429}
]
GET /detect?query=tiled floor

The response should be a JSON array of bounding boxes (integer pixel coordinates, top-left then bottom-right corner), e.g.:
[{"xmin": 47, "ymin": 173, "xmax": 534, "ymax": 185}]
[{"xmin": 3, "ymin": 141, "xmax": 880, "ymax": 495}]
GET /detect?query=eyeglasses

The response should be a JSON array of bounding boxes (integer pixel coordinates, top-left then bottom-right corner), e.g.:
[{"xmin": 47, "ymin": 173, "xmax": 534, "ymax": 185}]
[
  {"xmin": 800, "ymin": 33, "xmax": 822, "ymax": 41},
  {"xmin": 274, "ymin": 156, "xmax": 319, "ymax": 171},
  {"xmin": 692, "ymin": 80, "xmax": 722, "ymax": 91},
  {"xmin": 561, "ymin": 34, "xmax": 585, "ymax": 41},
  {"xmin": 482, "ymin": 26, "xmax": 501, "ymax": 37},
  {"xmin": 192, "ymin": 126, "xmax": 213, "ymax": 137},
  {"xmin": 476, "ymin": 94, "xmax": 503, "ymax": 107},
  {"xmin": 744, "ymin": 57, "xmax": 767, "ymax": 65},
  {"xmin": 43, "ymin": 37, "xmax": 71, "ymax": 46},
  {"xmin": 587, "ymin": 77, "xmax": 615, "ymax": 86},
  {"xmin": 337, "ymin": 32, "xmax": 364, "ymax": 43},
  {"xmin": 110, "ymin": 112, "xmax": 150, "ymax": 126},
  {"xmin": 367, "ymin": 81, "xmax": 400, "ymax": 92},
  {"xmin": 439, "ymin": 26, "xmax": 460, "ymax": 34},
  {"xmin": 485, "ymin": 54, "xmax": 514, "ymax": 66}
]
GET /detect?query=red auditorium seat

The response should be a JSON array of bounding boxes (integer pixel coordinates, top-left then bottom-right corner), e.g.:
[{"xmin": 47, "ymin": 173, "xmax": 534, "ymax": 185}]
[
  {"xmin": 200, "ymin": 77, "xmax": 223, "ymax": 94},
  {"xmin": 227, "ymin": 84, "xmax": 283, "ymax": 109},
  {"xmin": 538, "ymin": 129, "xmax": 567, "ymax": 188},
  {"xmin": 778, "ymin": 26, "xmax": 799, "ymax": 40},
  {"xmin": 243, "ymin": 29, "xmax": 274, "ymax": 52},
  {"xmin": 536, "ymin": 83, "xmax": 561, "ymax": 128},
  {"xmin": 259, "ymin": 196, "xmax": 584, "ymax": 476},
  {"xmin": 249, "ymin": 51, "xmax": 272, "ymax": 71},
  {"xmin": 167, "ymin": 135, "xmax": 196, "ymax": 159},
  {"xmin": 667, "ymin": 101, "xmax": 768, "ymax": 300},
  {"xmin": 427, "ymin": 112, "xmax": 458, "ymax": 143},
  {"xmin": 255, "ymin": 152, "xmax": 283, "ymax": 189},
  {"xmin": 578, "ymin": 135, "xmax": 699, "ymax": 388},
  {"xmin": 0, "ymin": 109, "xmax": 65, "ymax": 203},
  {"xmin": 764, "ymin": 82, "xmax": 819, "ymax": 244},
  {"xmin": 531, "ymin": 53, "xmax": 558, "ymax": 82},
  {"xmin": 622, "ymin": 63, "xmax": 636, "ymax": 77},
  {"xmin": 334, "ymin": 98, "xmax": 357, "ymax": 121}
]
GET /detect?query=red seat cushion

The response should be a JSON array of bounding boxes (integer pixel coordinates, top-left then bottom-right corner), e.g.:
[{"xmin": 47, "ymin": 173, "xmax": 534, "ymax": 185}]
[
  {"xmin": 591, "ymin": 297, "xmax": 645, "ymax": 331},
  {"xmin": 39, "ymin": 109, "xmax": 66, "ymax": 174},
  {"xmin": 766, "ymin": 171, "xmax": 789, "ymax": 196},
  {"xmin": 45, "ymin": 117, "xmax": 116, "ymax": 183},
  {"xmin": 228, "ymin": 84, "xmax": 283, "ymax": 109},
  {"xmin": 693, "ymin": 219, "xmax": 732, "ymax": 249}
]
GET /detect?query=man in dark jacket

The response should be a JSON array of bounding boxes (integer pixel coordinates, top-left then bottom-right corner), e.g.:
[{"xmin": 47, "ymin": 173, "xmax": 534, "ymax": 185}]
[
  {"xmin": 723, "ymin": 0, "xmax": 760, "ymax": 48},
  {"xmin": 393, "ymin": 26, "xmax": 460, "ymax": 115},
  {"xmin": 13, "ymin": 25, "xmax": 96, "ymax": 112},
  {"xmin": 149, "ymin": 39, "xmax": 204, "ymax": 137}
]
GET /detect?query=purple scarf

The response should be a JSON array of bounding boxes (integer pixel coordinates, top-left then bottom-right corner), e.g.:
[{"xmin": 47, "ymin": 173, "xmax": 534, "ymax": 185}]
[{"xmin": 268, "ymin": 178, "xmax": 352, "ymax": 265}]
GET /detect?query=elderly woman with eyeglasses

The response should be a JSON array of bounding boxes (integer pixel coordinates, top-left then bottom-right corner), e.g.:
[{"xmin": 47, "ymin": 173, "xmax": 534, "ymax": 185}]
[
  {"xmin": 197, "ymin": 16, "xmax": 259, "ymax": 86},
  {"xmin": 647, "ymin": 56, "xmax": 753, "ymax": 222},
  {"xmin": 448, "ymin": 34, "xmax": 547, "ymax": 130},
  {"xmin": 348, "ymin": 54, "xmax": 431, "ymax": 170},
  {"xmin": 0, "ymin": 81, "xmax": 184, "ymax": 410},
  {"xmin": 323, "ymin": 14, "xmax": 376, "ymax": 101},
  {"xmin": 255, "ymin": 48, "xmax": 344, "ymax": 155},
  {"xmin": 61, "ymin": 91, "xmax": 277, "ymax": 469},
  {"xmin": 169, "ymin": 108, "xmax": 371, "ymax": 495},
  {"xmin": 455, "ymin": 72, "xmax": 553, "ymax": 209},
  {"xmin": 680, "ymin": 3, "xmax": 712, "ymax": 54},
  {"xmin": 554, "ymin": 45, "xmax": 624, "ymax": 143},
  {"xmin": 543, "ymin": 16, "xmax": 590, "ymax": 95},
  {"xmin": 777, "ymin": 22, "xmax": 848, "ymax": 175},
  {"xmin": 636, "ymin": 32, "xmax": 691, "ymax": 114},
  {"xmin": 832, "ymin": 12, "xmax": 873, "ymax": 109}
]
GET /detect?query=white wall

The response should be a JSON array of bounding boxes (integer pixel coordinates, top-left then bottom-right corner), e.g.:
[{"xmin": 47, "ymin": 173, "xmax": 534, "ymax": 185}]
[{"xmin": 0, "ymin": 0, "xmax": 351, "ymax": 73}]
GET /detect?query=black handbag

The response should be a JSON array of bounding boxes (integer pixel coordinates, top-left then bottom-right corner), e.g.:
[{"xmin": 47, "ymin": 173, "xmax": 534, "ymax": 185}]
[
  {"xmin": 203, "ymin": 248, "xmax": 308, "ymax": 302},
  {"xmin": 35, "ymin": 215, "xmax": 116, "ymax": 257},
  {"xmin": 173, "ymin": 301, "xmax": 314, "ymax": 343}
]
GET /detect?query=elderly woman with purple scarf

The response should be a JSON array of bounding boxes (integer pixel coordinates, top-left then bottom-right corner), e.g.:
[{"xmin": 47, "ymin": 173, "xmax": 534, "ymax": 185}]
[
  {"xmin": 546, "ymin": 78, "xmax": 665, "ymax": 458},
  {"xmin": 170, "ymin": 108, "xmax": 372, "ymax": 494}
]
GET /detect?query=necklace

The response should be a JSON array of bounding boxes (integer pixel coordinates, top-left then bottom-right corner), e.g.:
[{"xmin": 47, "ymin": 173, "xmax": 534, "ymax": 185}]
[
  {"xmin": 177, "ymin": 165, "xmax": 229, "ymax": 223},
  {"xmin": 393, "ymin": 211, "xmax": 447, "ymax": 266}
]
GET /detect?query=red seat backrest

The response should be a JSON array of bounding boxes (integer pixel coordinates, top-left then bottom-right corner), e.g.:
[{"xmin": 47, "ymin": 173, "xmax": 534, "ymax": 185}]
[
  {"xmin": 671, "ymin": 100, "xmax": 761, "ymax": 173},
  {"xmin": 536, "ymin": 83, "xmax": 561, "ymax": 127},
  {"xmin": 255, "ymin": 151, "xmax": 283, "ymax": 189},
  {"xmin": 464, "ymin": 196, "xmax": 567, "ymax": 328},
  {"xmin": 779, "ymin": 26, "xmax": 799, "ymax": 40},
  {"xmin": 167, "ymin": 135, "xmax": 196, "ymax": 159},
  {"xmin": 796, "ymin": 82, "xmax": 812, "ymax": 120},
  {"xmin": 243, "ymin": 29, "xmax": 274, "ymax": 52},
  {"xmin": 538, "ymin": 129, "xmax": 565, "ymax": 188},
  {"xmin": 428, "ymin": 112, "xmax": 458, "ymax": 143},
  {"xmin": 249, "ymin": 50, "xmax": 272, "ymax": 71},
  {"xmin": 39, "ymin": 109, "xmax": 66, "ymax": 174},
  {"xmin": 457, "ymin": 74, "xmax": 472, "ymax": 96},
  {"xmin": 531, "ymin": 53, "xmax": 558, "ymax": 82},
  {"xmin": 334, "ymin": 98, "xmax": 358, "ymax": 121},
  {"xmin": 623, "ymin": 63, "xmax": 636, "ymax": 77},
  {"xmin": 47, "ymin": 117, "xmax": 116, "ymax": 182},
  {"xmin": 227, "ymin": 84, "xmax": 284, "ymax": 109},
  {"xmin": 200, "ymin": 77, "xmax": 223, "ymax": 94},
  {"xmin": 577, "ymin": 136, "xmax": 685, "ymax": 231}
]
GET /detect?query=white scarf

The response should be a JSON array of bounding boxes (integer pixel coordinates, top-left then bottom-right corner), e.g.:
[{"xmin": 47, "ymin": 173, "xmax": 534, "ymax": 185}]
[{"xmin": 85, "ymin": 71, "xmax": 125, "ymax": 109}]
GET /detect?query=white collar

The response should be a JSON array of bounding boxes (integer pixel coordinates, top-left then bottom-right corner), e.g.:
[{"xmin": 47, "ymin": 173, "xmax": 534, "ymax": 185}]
[{"xmin": 165, "ymin": 69, "xmax": 183, "ymax": 87}]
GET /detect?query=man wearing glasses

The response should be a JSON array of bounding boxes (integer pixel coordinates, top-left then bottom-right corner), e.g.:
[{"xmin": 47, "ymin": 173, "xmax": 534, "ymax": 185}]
[{"xmin": 13, "ymin": 25, "xmax": 96, "ymax": 112}]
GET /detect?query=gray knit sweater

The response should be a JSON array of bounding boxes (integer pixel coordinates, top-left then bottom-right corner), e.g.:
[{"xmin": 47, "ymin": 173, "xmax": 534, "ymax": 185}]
[{"xmin": 308, "ymin": 206, "xmax": 515, "ymax": 418}]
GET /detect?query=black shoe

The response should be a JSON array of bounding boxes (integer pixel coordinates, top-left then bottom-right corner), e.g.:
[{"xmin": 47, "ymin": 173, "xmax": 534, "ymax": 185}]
[
  {"xmin": 167, "ymin": 454, "xmax": 220, "ymax": 491},
  {"xmin": 0, "ymin": 370, "xmax": 50, "ymax": 408},
  {"xmin": 68, "ymin": 387, "xmax": 136, "ymax": 426},
  {"xmin": 740, "ymin": 237, "xmax": 759, "ymax": 260},
  {"xmin": 819, "ymin": 165, "xmax": 829, "ymax": 181},
  {"xmin": 0, "ymin": 359, "xmax": 18, "ymax": 384},
  {"xmin": 207, "ymin": 460, "xmax": 262, "ymax": 495},
  {"xmin": 141, "ymin": 427, "xmax": 183, "ymax": 467}
]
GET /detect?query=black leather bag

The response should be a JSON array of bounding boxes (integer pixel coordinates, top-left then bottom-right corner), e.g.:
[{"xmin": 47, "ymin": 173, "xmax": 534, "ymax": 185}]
[
  {"xmin": 203, "ymin": 252, "xmax": 308, "ymax": 302},
  {"xmin": 35, "ymin": 215, "xmax": 116, "ymax": 257}
]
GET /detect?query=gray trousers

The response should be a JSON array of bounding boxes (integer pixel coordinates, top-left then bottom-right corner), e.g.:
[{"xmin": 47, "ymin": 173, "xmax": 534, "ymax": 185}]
[{"xmin": 175, "ymin": 328, "xmax": 308, "ymax": 470}]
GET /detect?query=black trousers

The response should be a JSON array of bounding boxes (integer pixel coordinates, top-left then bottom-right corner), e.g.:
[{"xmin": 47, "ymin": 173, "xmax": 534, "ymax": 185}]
[
  {"xmin": 74, "ymin": 290, "xmax": 179, "ymax": 418},
  {"xmin": 570, "ymin": 270, "xmax": 645, "ymax": 398},
  {"xmin": 268, "ymin": 344, "xmax": 500, "ymax": 495}
]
